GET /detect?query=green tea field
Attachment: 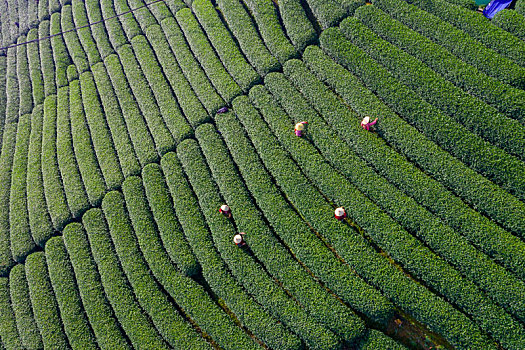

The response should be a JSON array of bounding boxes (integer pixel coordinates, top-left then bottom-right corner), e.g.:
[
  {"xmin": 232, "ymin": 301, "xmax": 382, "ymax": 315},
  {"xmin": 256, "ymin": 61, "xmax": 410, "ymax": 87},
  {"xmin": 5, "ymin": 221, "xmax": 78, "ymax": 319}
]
[{"xmin": 0, "ymin": 0, "xmax": 524, "ymax": 348}]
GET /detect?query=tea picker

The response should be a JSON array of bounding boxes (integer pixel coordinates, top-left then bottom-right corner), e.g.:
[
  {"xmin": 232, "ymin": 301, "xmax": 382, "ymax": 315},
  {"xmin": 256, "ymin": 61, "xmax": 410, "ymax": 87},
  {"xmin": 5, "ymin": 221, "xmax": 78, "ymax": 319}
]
[
  {"xmin": 334, "ymin": 207, "xmax": 347, "ymax": 221},
  {"xmin": 294, "ymin": 121, "xmax": 308, "ymax": 137},
  {"xmin": 361, "ymin": 116, "xmax": 378, "ymax": 131},
  {"xmin": 219, "ymin": 204, "xmax": 232, "ymax": 218},
  {"xmin": 234, "ymin": 232, "xmax": 247, "ymax": 247}
]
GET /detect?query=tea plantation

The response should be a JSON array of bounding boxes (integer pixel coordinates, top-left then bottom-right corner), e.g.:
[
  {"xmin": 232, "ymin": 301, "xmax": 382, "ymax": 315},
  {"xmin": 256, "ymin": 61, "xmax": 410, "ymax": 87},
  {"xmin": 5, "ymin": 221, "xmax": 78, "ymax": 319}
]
[{"xmin": 0, "ymin": 0, "xmax": 524, "ymax": 348}]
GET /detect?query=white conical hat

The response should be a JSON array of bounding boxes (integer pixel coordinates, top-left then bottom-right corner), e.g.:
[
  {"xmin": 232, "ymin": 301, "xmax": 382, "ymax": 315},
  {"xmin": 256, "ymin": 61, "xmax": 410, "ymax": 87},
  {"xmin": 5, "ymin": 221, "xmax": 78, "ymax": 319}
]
[
  {"xmin": 362, "ymin": 116, "xmax": 370, "ymax": 124},
  {"xmin": 295, "ymin": 122, "xmax": 305, "ymax": 131},
  {"xmin": 221, "ymin": 204, "xmax": 230, "ymax": 212},
  {"xmin": 234, "ymin": 234, "xmax": 243, "ymax": 244},
  {"xmin": 335, "ymin": 207, "xmax": 345, "ymax": 216}
]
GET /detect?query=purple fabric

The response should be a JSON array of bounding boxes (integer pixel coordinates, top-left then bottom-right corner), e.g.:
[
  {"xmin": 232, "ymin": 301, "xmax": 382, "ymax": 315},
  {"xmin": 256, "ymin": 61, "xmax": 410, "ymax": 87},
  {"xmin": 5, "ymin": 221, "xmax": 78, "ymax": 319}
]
[
  {"xmin": 217, "ymin": 106, "xmax": 229, "ymax": 114},
  {"xmin": 484, "ymin": 0, "xmax": 512, "ymax": 18},
  {"xmin": 295, "ymin": 130, "xmax": 303, "ymax": 137}
]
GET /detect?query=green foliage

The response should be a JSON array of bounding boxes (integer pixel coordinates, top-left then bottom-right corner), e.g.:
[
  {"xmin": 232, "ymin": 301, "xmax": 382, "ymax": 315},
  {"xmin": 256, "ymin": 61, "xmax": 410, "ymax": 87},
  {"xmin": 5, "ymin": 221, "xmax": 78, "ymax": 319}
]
[
  {"xmin": 9, "ymin": 265, "xmax": 42, "ymax": 350},
  {"xmin": 61, "ymin": 5, "xmax": 90, "ymax": 73},
  {"xmin": 38, "ymin": 20, "xmax": 56, "ymax": 96},
  {"xmin": 441, "ymin": 0, "xmax": 477, "ymax": 9},
  {"xmin": 63, "ymin": 222, "xmax": 131, "ymax": 349},
  {"xmin": 91, "ymin": 62, "xmax": 141, "ymax": 177},
  {"xmin": 177, "ymin": 138, "xmax": 341, "ymax": 350},
  {"xmin": 79, "ymin": 71, "xmax": 124, "ymax": 190},
  {"xmin": 66, "ymin": 64, "xmax": 78, "ymax": 84},
  {"xmin": 164, "ymin": 0, "xmax": 186, "ymax": 15},
  {"xmin": 318, "ymin": 29, "xmax": 525, "ymax": 237},
  {"xmin": 8, "ymin": 0, "xmax": 19, "ymax": 40},
  {"xmin": 9, "ymin": 113, "xmax": 35, "ymax": 262},
  {"xmin": 242, "ymin": 83, "xmax": 478, "ymax": 346},
  {"xmin": 115, "ymin": 182, "xmax": 214, "ymax": 349},
  {"xmin": 0, "ymin": 123, "xmax": 17, "ymax": 275},
  {"xmin": 83, "ymin": 207, "xmax": 171, "ymax": 350},
  {"xmin": 517, "ymin": 0, "xmax": 525, "ymax": 15},
  {"xmin": 0, "ymin": 5, "xmax": 7, "ymax": 52},
  {"xmin": 117, "ymin": 44, "xmax": 175, "ymax": 155},
  {"xmin": 42, "ymin": 95, "xmax": 71, "ymax": 230},
  {"xmin": 161, "ymin": 152, "xmax": 303, "ymax": 350},
  {"xmin": 492, "ymin": 9, "xmax": 525, "ymax": 41},
  {"xmin": 25, "ymin": 252, "xmax": 69, "ymax": 349},
  {"xmin": 303, "ymin": 0, "xmax": 352, "ymax": 28},
  {"xmin": 110, "ymin": 168, "xmax": 259, "ymax": 350},
  {"xmin": 5, "ymin": 47, "xmax": 19, "ymax": 124},
  {"xmin": 196, "ymin": 124, "xmax": 360, "ymax": 348},
  {"xmin": 279, "ymin": 0, "xmax": 318, "ymax": 51},
  {"xmin": 83, "ymin": 0, "xmax": 115, "ymax": 59},
  {"xmin": 0, "ymin": 59, "xmax": 4, "ymax": 148},
  {"xmin": 215, "ymin": 0, "xmax": 280, "ymax": 75},
  {"xmin": 26, "ymin": 0, "xmax": 38, "ymax": 30},
  {"xmin": 45, "ymin": 236, "xmax": 98, "ymax": 350},
  {"xmin": 99, "ymin": 0, "xmax": 128, "ymax": 49},
  {"xmin": 16, "ymin": 37, "xmax": 32, "ymax": 117},
  {"xmin": 49, "ymin": 0, "xmax": 61, "ymax": 15},
  {"xmin": 144, "ymin": 24, "xmax": 210, "ymax": 127},
  {"xmin": 265, "ymin": 70, "xmax": 525, "ymax": 323},
  {"xmin": 141, "ymin": 164, "xmax": 200, "ymax": 276},
  {"xmin": 50, "ymin": 12, "xmax": 71, "ymax": 88},
  {"xmin": 0, "ymin": 277, "xmax": 23, "ymax": 350},
  {"xmin": 341, "ymin": 15, "xmax": 525, "ymax": 164},
  {"xmin": 130, "ymin": 35, "xmax": 193, "ymax": 142},
  {"xmin": 18, "ymin": 0, "xmax": 29, "ymax": 35},
  {"xmin": 357, "ymin": 329, "xmax": 408, "ymax": 350},
  {"xmin": 26, "ymin": 105, "xmax": 54, "ymax": 248},
  {"xmin": 114, "ymin": 0, "xmax": 142, "ymax": 41},
  {"xmin": 355, "ymin": 5, "xmax": 525, "ymax": 122},
  {"xmin": 147, "ymin": 0, "xmax": 172, "ymax": 22},
  {"xmin": 216, "ymin": 108, "xmax": 390, "ymax": 327},
  {"xmin": 69, "ymin": 79, "xmax": 106, "ymax": 207},
  {"xmin": 103, "ymin": 54, "xmax": 158, "ymax": 166},
  {"xmin": 27, "ymin": 0, "xmax": 39, "ymax": 30},
  {"xmin": 127, "ymin": 0, "xmax": 158, "ymax": 30},
  {"xmin": 242, "ymin": 0, "xmax": 298, "ymax": 63},
  {"xmin": 49, "ymin": 13, "xmax": 71, "ymax": 90},
  {"xmin": 71, "ymin": 0, "xmax": 102, "ymax": 66},
  {"xmin": 192, "ymin": 0, "xmax": 260, "ymax": 91},
  {"xmin": 176, "ymin": 8, "xmax": 242, "ymax": 103},
  {"xmin": 249, "ymin": 84, "xmax": 522, "ymax": 349},
  {"xmin": 3, "ymin": 2, "xmax": 524, "ymax": 347},
  {"xmin": 26, "ymin": 29, "xmax": 44, "ymax": 106},
  {"xmin": 372, "ymin": 0, "xmax": 525, "ymax": 89},
  {"xmin": 411, "ymin": 0, "xmax": 525, "ymax": 67},
  {"xmin": 303, "ymin": 44, "xmax": 525, "ymax": 280},
  {"xmin": 56, "ymin": 86, "xmax": 90, "ymax": 218},
  {"xmin": 160, "ymin": 17, "xmax": 224, "ymax": 115}
]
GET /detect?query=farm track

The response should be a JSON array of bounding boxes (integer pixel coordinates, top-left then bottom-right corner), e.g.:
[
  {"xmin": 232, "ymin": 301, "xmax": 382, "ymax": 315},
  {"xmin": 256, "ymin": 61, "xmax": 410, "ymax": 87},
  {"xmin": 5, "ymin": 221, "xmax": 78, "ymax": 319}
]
[{"xmin": 0, "ymin": 0, "xmax": 524, "ymax": 349}]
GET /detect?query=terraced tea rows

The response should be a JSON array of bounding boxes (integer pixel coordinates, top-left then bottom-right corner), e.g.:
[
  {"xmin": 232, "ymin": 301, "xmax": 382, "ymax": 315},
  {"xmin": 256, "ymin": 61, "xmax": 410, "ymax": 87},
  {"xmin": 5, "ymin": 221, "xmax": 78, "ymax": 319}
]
[{"xmin": 0, "ymin": 0, "xmax": 524, "ymax": 348}]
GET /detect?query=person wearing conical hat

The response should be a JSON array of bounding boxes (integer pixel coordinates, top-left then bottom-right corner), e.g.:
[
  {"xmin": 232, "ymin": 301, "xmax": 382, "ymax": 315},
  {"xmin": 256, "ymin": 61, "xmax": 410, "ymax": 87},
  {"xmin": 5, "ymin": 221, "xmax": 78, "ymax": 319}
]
[
  {"xmin": 294, "ymin": 121, "xmax": 308, "ymax": 137},
  {"xmin": 334, "ymin": 207, "xmax": 347, "ymax": 221},
  {"xmin": 234, "ymin": 232, "xmax": 246, "ymax": 247},
  {"xmin": 361, "ymin": 116, "xmax": 378, "ymax": 131},
  {"xmin": 219, "ymin": 204, "xmax": 232, "ymax": 218}
]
